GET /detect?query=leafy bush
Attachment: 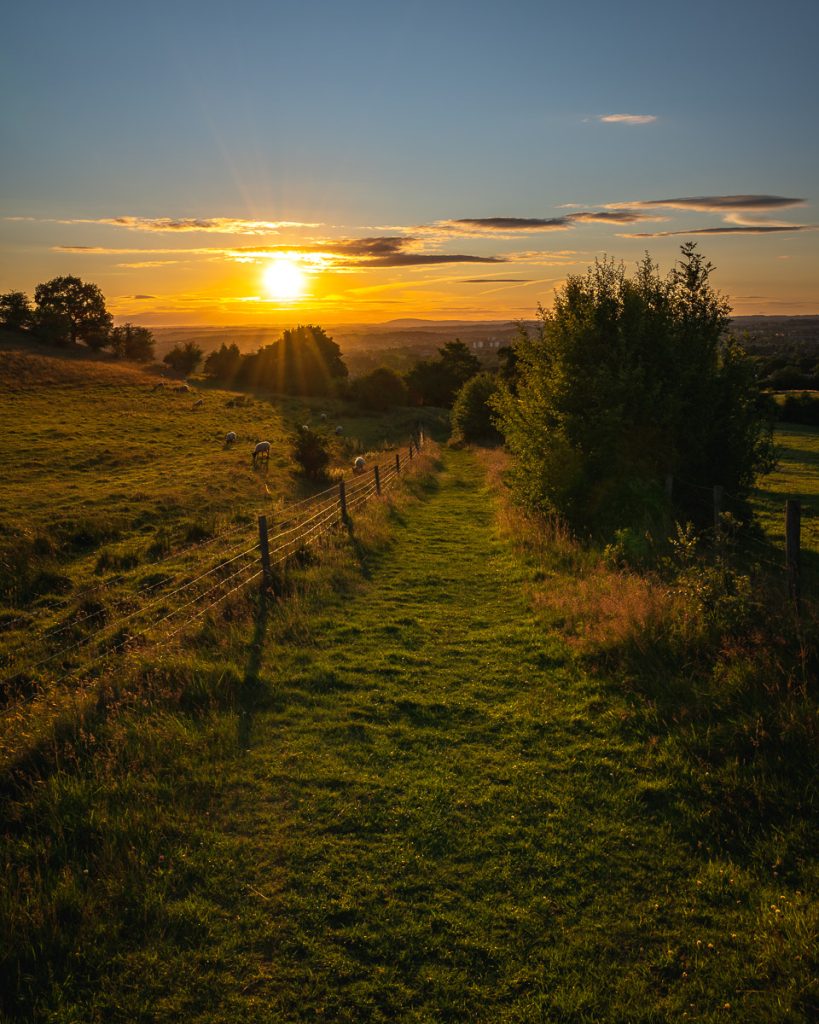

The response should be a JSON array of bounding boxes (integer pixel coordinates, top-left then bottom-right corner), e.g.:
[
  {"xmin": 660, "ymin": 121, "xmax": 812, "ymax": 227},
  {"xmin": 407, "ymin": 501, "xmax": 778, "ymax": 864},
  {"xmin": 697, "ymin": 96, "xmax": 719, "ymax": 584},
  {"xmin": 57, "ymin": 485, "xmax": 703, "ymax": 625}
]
[
  {"xmin": 292, "ymin": 426, "xmax": 331, "ymax": 479},
  {"xmin": 451, "ymin": 372, "xmax": 502, "ymax": 443}
]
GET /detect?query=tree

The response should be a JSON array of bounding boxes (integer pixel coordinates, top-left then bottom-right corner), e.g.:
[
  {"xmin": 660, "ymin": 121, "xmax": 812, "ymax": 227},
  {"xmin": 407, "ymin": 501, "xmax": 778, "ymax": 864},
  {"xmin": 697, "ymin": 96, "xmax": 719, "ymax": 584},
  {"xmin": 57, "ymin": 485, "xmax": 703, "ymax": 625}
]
[
  {"xmin": 33, "ymin": 276, "xmax": 112, "ymax": 347},
  {"xmin": 203, "ymin": 342, "xmax": 243, "ymax": 381},
  {"xmin": 405, "ymin": 339, "xmax": 481, "ymax": 407},
  {"xmin": 238, "ymin": 324, "xmax": 347, "ymax": 396},
  {"xmin": 110, "ymin": 323, "xmax": 156, "ymax": 362},
  {"xmin": 451, "ymin": 372, "xmax": 502, "ymax": 443},
  {"xmin": 163, "ymin": 341, "xmax": 203, "ymax": 375},
  {"xmin": 493, "ymin": 245, "xmax": 775, "ymax": 535},
  {"xmin": 292, "ymin": 426, "xmax": 331, "ymax": 479},
  {"xmin": 0, "ymin": 291, "xmax": 33, "ymax": 332},
  {"xmin": 350, "ymin": 366, "xmax": 408, "ymax": 411}
]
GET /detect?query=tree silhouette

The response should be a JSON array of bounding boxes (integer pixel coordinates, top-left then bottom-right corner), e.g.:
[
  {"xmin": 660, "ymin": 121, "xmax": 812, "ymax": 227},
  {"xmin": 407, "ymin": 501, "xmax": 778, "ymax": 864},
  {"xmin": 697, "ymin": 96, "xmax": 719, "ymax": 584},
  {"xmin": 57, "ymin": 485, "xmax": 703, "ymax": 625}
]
[{"xmin": 33, "ymin": 276, "xmax": 112, "ymax": 347}]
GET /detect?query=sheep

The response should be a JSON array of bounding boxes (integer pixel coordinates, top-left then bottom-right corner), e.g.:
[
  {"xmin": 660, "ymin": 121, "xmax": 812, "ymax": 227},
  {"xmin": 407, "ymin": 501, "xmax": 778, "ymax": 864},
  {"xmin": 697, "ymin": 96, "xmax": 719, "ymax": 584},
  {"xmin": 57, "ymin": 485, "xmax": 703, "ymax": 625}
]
[
  {"xmin": 173, "ymin": 383, "xmax": 191, "ymax": 393},
  {"xmin": 225, "ymin": 431, "xmax": 237, "ymax": 447},
  {"xmin": 151, "ymin": 381, "xmax": 167, "ymax": 391},
  {"xmin": 353, "ymin": 456, "xmax": 366, "ymax": 475},
  {"xmin": 252, "ymin": 440, "xmax": 271, "ymax": 468},
  {"xmin": 319, "ymin": 412, "xmax": 328, "ymax": 422},
  {"xmin": 192, "ymin": 398, "xmax": 204, "ymax": 409},
  {"xmin": 335, "ymin": 425, "xmax": 343, "ymax": 435}
]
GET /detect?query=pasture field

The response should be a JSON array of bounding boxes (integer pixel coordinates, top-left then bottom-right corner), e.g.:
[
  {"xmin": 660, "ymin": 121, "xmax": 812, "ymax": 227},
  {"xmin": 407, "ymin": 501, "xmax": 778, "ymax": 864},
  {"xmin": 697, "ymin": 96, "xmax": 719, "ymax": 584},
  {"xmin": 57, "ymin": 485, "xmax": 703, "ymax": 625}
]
[
  {"xmin": 753, "ymin": 424, "xmax": 819, "ymax": 585},
  {"xmin": 0, "ymin": 345, "xmax": 444, "ymax": 689},
  {"xmin": 1, "ymin": 446, "xmax": 815, "ymax": 1023}
]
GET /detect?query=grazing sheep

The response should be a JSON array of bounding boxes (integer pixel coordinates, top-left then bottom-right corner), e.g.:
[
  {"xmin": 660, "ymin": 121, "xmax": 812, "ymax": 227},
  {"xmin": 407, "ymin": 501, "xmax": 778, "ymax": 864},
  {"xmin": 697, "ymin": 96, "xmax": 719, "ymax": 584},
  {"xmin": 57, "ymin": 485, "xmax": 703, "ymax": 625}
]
[
  {"xmin": 173, "ymin": 383, "xmax": 191, "ymax": 393},
  {"xmin": 319, "ymin": 412, "xmax": 327, "ymax": 422},
  {"xmin": 353, "ymin": 456, "xmax": 366, "ymax": 475},
  {"xmin": 152, "ymin": 381, "xmax": 167, "ymax": 391},
  {"xmin": 192, "ymin": 398, "xmax": 204, "ymax": 409},
  {"xmin": 225, "ymin": 431, "xmax": 237, "ymax": 447},
  {"xmin": 252, "ymin": 440, "xmax": 271, "ymax": 468},
  {"xmin": 335, "ymin": 425, "xmax": 343, "ymax": 435}
]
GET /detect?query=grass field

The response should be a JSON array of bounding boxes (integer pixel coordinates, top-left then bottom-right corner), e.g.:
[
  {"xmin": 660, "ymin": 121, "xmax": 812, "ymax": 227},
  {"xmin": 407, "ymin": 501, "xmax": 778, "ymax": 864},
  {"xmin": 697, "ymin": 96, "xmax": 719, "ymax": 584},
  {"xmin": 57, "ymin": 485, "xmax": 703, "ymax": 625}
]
[
  {"xmin": 2, "ymin": 441, "xmax": 815, "ymax": 1022},
  {"xmin": 0, "ymin": 344, "xmax": 445, "ymax": 690},
  {"xmin": 753, "ymin": 425, "xmax": 819, "ymax": 587}
]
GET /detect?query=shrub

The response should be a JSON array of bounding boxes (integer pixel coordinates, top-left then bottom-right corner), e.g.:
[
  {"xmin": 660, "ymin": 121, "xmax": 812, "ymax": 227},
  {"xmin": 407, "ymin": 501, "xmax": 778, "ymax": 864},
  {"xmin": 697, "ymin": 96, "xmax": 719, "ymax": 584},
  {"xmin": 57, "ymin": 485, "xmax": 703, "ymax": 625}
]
[
  {"xmin": 292, "ymin": 426, "xmax": 331, "ymax": 479},
  {"xmin": 451, "ymin": 372, "xmax": 502, "ymax": 443}
]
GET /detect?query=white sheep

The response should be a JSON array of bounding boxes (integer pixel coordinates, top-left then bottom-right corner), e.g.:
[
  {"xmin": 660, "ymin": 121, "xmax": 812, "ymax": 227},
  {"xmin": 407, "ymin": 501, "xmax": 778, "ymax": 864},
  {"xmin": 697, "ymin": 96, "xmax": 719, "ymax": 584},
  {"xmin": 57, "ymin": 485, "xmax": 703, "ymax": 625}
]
[
  {"xmin": 252, "ymin": 440, "xmax": 271, "ymax": 468},
  {"xmin": 173, "ymin": 383, "xmax": 190, "ymax": 393},
  {"xmin": 225, "ymin": 431, "xmax": 237, "ymax": 447},
  {"xmin": 353, "ymin": 456, "xmax": 366, "ymax": 475},
  {"xmin": 192, "ymin": 398, "xmax": 204, "ymax": 409},
  {"xmin": 335, "ymin": 425, "xmax": 343, "ymax": 435}
]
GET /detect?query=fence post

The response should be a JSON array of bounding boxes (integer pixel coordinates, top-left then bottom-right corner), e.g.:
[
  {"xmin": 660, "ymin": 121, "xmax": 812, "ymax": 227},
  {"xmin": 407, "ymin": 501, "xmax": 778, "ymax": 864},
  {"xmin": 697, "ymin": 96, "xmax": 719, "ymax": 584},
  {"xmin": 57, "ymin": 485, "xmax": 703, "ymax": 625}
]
[
  {"xmin": 786, "ymin": 499, "xmax": 801, "ymax": 611},
  {"xmin": 374, "ymin": 464, "xmax": 381, "ymax": 496},
  {"xmin": 395, "ymin": 452, "xmax": 401, "ymax": 474},
  {"xmin": 408, "ymin": 440, "xmax": 414, "ymax": 460},
  {"xmin": 713, "ymin": 485, "xmax": 724, "ymax": 536},
  {"xmin": 339, "ymin": 479, "xmax": 348, "ymax": 522},
  {"xmin": 258, "ymin": 514, "xmax": 272, "ymax": 592}
]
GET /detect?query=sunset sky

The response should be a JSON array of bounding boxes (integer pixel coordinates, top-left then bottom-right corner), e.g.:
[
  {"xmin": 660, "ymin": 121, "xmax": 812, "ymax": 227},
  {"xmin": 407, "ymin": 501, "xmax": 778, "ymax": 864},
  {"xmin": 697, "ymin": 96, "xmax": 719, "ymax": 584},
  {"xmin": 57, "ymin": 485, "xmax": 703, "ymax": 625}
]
[{"xmin": 2, "ymin": 0, "xmax": 818, "ymax": 325}]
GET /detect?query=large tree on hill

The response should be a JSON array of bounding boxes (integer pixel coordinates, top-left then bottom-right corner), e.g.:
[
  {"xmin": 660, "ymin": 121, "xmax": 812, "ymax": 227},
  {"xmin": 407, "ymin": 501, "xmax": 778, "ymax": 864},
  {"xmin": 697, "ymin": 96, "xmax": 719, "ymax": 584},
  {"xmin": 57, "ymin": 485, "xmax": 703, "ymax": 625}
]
[
  {"xmin": 33, "ymin": 276, "xmax": 112, "ymax": 347},
  {"xmin": 203, "ymin": 342, "xmax": 243, "ymax": 382},
  {"xmin": 0, "ymin": 291, "xmax": 33, "ymax": 332},
  {"xmin": 493, "ymin": 244, "xmax": 775, "ymax": 535},
  {"xmin": 406, "ymin": 339, "xmax": 481, "ymax": 407},
  {"xmin": 239, "ymin": 324, "xmax": 347, "ymax": 395}
]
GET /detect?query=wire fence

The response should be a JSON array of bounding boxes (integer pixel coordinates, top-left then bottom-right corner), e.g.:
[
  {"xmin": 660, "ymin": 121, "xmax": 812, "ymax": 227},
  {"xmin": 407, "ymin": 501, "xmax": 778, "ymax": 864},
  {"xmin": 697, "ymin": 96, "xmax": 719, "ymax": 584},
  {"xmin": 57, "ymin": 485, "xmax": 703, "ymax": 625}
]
[
  {"xmin": 0, "ymin": 431, "xmax": 429, "ymax": 718},
  {"xmin": 669, "ymin": 474, "xmax": 816, "ymax": 613}
]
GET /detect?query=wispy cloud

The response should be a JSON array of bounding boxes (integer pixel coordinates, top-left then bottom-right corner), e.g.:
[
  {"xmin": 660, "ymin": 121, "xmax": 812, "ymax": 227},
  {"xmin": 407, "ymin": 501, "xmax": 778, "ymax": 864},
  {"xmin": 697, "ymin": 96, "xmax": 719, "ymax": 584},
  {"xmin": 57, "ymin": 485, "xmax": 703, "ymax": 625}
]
[
  {"xmin": 620, "ymin": 225, "xmax": 815, "ymax": 238},
  {"xmin": 435, "ymin": 210, "xmax": 657, "ymax": 235},
  {"xmin": 597, "ymin": 114, "xmax": 657, "ymax": 125},
  {"xmin": 462, "ymin": 277, "xmax": 532, "ymax": 284},
  {"xmin": 12, "ymin": 215, "xmax": 320, "ymax": 234},
  {"xmin": 612, "ymin": 194, "xmax": 804, "ymax": 212}
]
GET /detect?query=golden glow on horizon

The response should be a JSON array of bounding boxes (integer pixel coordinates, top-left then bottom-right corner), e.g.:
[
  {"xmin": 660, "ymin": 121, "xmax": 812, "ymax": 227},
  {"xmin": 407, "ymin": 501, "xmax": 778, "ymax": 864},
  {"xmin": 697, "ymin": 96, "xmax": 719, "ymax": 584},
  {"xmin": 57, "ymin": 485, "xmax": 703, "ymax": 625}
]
[{"xmin": 262, "ymin": 256, "xmax": 307, "ymax": 301}]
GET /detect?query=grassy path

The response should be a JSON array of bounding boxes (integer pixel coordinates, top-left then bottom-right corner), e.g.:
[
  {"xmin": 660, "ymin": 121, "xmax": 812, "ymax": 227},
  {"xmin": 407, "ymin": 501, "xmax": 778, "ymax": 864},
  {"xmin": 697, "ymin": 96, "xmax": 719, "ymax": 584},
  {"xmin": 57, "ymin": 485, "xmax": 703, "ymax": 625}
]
[{"xmin": 55, "ymin": 450, "xmax": 811, "ymax": 1022}]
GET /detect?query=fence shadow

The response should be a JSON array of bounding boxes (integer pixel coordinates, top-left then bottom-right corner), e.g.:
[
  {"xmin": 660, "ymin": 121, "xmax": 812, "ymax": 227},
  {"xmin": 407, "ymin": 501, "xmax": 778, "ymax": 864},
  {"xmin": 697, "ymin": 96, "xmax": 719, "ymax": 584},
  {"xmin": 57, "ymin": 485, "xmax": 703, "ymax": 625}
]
[{"xmin": 237, "ymin": 588, "xmax": 269, "ymax": 750}]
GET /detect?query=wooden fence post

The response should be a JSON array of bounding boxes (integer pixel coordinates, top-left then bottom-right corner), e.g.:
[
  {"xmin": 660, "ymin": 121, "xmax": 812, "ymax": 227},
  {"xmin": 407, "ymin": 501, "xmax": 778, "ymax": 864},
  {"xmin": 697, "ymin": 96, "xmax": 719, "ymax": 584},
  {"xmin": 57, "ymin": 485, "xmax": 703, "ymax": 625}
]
[
  {"xmin": 713, "ymin": 485, "xmax": 724, "ymax": 536},
  {"xmin": 786, "ymin": 499, "xmax": 801, "ymax": 611},
  {"xmin": 374, "ymin": 464, "xmax": 381, "ymax": 496},
  {"xmin": 395, "ymin": 452, "xmax": 401, "ymax": 474},
  {"xmin": 408, "ymin": 440, "xmax": 414, "ymax": 460},
  {"xmin": 258, "ymin": 514, "xmax": 271, "ymax": 592},
  {"xmin": 339, "ymin": 479, "xmax": 348, "ymax": 522}
]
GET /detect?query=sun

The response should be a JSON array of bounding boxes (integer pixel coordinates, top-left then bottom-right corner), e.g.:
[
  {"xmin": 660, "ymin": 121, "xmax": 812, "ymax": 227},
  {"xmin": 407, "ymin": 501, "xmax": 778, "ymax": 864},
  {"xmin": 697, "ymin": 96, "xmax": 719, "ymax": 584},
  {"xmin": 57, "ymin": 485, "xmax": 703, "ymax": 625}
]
[{"xmin": 262, "ymin": 257, "xmax": 307, "ymax": 301}]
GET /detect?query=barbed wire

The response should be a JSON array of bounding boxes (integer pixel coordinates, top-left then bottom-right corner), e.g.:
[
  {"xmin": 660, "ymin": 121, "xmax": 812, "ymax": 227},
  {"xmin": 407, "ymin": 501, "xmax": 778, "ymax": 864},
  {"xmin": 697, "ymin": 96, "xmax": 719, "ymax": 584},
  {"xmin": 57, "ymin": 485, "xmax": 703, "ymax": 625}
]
[{"xmin": 0, "ymin": 436, "xmax": 429, "ymax": 714}]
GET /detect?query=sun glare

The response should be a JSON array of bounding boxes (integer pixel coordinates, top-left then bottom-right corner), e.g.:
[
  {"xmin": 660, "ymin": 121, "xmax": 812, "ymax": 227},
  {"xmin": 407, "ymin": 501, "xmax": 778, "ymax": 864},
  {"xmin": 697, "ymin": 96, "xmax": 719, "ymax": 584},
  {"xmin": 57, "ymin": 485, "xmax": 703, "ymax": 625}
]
[{"xmin": 262, "ymin": 257, "xmax": 307, "ymax": 301}]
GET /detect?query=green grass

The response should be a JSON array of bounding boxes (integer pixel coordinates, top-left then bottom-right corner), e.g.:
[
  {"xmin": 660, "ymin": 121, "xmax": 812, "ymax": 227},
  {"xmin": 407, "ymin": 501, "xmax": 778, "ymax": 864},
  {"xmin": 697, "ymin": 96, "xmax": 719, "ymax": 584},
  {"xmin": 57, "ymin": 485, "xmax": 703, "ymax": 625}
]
[
  {"xmin": 753, "ymin": 425, "xmax": 819, "ymax": 586},
  {"xmin": 0, "ymin": 347, "xmax": 444, "ymax": 684},
  {"xmin": 2, "ymin": 448, "xmax": 815, "ymax": 1022}
]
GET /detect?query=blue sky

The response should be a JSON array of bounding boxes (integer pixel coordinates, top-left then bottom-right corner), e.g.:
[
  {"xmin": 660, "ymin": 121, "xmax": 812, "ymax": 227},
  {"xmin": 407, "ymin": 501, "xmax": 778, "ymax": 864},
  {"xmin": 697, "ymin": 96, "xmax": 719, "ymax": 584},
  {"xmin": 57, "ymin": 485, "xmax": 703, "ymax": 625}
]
[{"xmin": 2, "ymin": 0, "xmax": 818, "ymax": 322}]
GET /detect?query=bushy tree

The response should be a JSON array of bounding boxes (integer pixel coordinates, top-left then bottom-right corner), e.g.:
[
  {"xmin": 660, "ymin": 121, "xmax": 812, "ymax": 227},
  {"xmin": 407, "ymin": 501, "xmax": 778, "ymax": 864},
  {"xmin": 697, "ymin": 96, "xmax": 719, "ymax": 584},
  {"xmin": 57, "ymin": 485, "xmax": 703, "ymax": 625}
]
[
  {"xmin": 350, "ymin": 366, "xmax": 408, "ymax": 411},
  {"xmin": 0, "ymin": 291, "xmax": 32, "ymax": 331},
  {"xmin": 406, "ymin": 339, "xmax": 481, "ymax": 407},
  {"xmin": 451, "ymin": 372, "xmax": 502, "ymax": 443},
  {"xmin": 203, "ymin": 342, "xmax": 242, "ymax": 381},
  {"xmin": 163, "ymin": 341, "xmax": 203, "ymax": 375},
  {"xmin": 238, "ymin": 324, "xmax": 347, "ymax": 396},
  {"xmin": 33, "ymin": 276, "xmax": 112, "ymax": 347},
  {"xmin": 110, "ymin": 323, "xmax": 155, "ymax": 362},
  {"xmin": 493, "ymin": 245, "xmax": 775, "ymax": 535},
  {"xmin": 292, "ymin": 426, "xmax": 331, "ymax": 479}
]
